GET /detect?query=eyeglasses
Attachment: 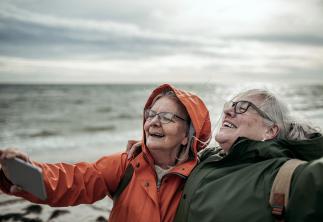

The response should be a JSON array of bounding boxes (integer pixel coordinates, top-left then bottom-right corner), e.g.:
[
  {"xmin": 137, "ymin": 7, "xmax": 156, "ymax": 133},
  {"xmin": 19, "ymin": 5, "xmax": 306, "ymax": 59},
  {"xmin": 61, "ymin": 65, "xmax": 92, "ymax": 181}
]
[
  {"xmin": 144, "ymin": 109, "xmax": 187, "ymax": 124},
  {"xmin": 224, "ymin": 100, "xmax": 273, "ymax": 122}
]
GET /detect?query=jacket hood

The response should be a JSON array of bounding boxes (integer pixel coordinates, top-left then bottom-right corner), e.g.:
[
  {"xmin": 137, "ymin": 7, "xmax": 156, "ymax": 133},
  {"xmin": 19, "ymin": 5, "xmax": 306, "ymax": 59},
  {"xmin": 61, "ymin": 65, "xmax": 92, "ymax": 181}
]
[
  {"xmin": 277, "ymin": 133, "xmax": 323, "ymax": 161},
  {"xmin": 141, "ymin": 83, "xmax": 211, "ymax": 161}
]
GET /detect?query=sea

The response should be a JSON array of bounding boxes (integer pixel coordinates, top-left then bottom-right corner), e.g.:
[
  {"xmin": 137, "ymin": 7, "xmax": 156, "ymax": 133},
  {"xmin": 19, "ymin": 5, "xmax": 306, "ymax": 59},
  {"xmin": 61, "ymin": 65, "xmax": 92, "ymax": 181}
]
[{"xmin": 1, "ymin": 83, "xmax": 323, "ymax": 163}]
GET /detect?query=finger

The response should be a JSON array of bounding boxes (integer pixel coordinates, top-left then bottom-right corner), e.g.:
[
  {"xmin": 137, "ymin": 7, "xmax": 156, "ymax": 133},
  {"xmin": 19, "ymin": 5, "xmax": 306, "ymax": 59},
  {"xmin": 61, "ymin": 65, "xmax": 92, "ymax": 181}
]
[
  {"xmin": 127, "ymin": 140, "xmax": 139, "ymax": 159},
  {"xmin": 0, "ymin": 148, "xmax": 13, "ymax": 164},
  {"xmin": 15, "ymin": 152, "xmax": 30, "ymax": 163},
  {"xmin": 0, "ymin": 150, "xmax": 4, "ymax": 159},
  {"xmin": 127, "ymin": 148, "xmax": 135, "ymax": 160},
  {"xmin": 1, "ymin": 148, "xmax": 19, "ymax": 159},
  {"xmin": 128, "ymin": 142, "xmax": 141, "ymax": 159},
  {"xmin": 126, "ymin": 140, "xmax": 138, "ymax": 152},
  {"xmin": 1, "ymin": 148, "xmax": 30, "ymax": 162},
  {"xmin": 10, "ymin": 185, "xmax": 23, "ymax": 194}
]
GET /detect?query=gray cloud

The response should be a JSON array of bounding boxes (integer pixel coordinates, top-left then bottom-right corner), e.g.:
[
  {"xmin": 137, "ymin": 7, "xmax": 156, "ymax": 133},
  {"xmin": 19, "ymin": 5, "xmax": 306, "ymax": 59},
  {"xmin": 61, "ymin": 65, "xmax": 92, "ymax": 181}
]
[
  {"xmin": 0, "ymin": 3, "xmax": 214, "ymax": 60},
  {"xmin": 225, "ymin": 34, "xmax": 323, "ymax": 46},
  {"xmin": 1, "ymin": 1, "xmax": 322, "ymax": 56},
  {"xmin": 0, "ymin": 0, "xmax": 323, "ymax": 83}
]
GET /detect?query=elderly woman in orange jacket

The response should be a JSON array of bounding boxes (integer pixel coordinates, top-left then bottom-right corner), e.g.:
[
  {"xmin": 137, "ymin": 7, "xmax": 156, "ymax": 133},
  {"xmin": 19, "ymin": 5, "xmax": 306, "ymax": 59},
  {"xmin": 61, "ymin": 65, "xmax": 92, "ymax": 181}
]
[{"xmin": 0, "ymin": 83, "xmax": 211, "ymax": 222}]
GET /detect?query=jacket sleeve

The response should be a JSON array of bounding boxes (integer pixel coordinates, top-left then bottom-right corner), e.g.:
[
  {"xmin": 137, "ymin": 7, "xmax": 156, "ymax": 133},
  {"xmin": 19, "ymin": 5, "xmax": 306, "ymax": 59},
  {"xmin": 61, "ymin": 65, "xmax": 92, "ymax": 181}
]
[
  {"xmin": 0, "ymin": 152, "xmax": 129, "ymax": 207},
  {"xmin": 286, "ymin": 157, "xmax": 323, "ymax": 222}
]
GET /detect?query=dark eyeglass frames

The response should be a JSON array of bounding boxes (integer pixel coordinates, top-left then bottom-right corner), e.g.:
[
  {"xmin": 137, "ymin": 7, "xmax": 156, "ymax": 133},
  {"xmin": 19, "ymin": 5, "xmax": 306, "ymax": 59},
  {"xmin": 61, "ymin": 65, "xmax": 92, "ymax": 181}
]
[
  {"xmin": 224, "ymin": 100, "xmax": 273, "ymax": 122},
  {"xmin": 144, "ymin": 109, "xmax": 187, "ymax": 124}
]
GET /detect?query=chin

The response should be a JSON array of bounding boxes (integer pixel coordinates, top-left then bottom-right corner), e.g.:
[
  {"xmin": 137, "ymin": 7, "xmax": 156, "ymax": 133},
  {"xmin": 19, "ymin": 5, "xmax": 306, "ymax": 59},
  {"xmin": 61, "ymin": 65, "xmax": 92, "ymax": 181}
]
[
  {"xmin": 216, "ymin": 139, "xmax": 234, "ymax": 152},
  {"xmin": 146, "ymin": 142, "xmax": 161, "ymax": 150},
  {"xmin": 221, "ymin": 144, "xmax": 231, "ymax": 153}
]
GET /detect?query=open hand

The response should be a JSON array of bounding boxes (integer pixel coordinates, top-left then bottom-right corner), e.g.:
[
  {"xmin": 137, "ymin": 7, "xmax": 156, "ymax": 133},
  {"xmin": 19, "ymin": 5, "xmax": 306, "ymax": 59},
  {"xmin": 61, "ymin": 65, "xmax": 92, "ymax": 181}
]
[{"xmin": 126, "ymin": 140, "xmax": 141, "ymax": 160}]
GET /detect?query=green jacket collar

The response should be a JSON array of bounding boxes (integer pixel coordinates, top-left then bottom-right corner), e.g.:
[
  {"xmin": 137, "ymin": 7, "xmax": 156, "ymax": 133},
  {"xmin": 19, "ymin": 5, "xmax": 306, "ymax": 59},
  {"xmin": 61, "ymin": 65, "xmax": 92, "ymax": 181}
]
[
  {"xmin": 201, "ymin": 133, "xmax": 323, "ymax": 163},
  {"xmin": 226, "ymin": 138, "xmax": 292, "ymax": 163},
  {"xmin": 277, "ymin": 133, "xmax": 323, "ymax": 161}
]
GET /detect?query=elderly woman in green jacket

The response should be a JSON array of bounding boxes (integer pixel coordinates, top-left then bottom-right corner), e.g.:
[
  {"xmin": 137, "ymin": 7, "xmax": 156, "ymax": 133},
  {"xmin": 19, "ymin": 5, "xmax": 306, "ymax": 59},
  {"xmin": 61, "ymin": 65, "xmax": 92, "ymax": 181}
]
[{"xmin": 174, "ymin": 89, "xmax": 323, "ymax": 222}]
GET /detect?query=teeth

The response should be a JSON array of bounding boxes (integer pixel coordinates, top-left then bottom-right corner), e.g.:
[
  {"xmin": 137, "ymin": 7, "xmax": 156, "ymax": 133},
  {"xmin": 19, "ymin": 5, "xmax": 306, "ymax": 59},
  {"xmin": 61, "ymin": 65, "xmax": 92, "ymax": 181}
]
[
  {"xmin": 223, "ymin": 121, "xmax": 236, "ymax": 128},
  {"xmin": 150, "ymin": 132, "xmax": 164, "ymax": 137}
]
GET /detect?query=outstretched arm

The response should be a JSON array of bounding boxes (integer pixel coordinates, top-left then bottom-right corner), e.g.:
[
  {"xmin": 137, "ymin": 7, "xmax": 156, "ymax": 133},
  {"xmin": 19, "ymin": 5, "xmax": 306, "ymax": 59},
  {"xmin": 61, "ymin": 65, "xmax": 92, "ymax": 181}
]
[
  {"xmin": 287, "ymin": 158, "xmax": 323, "ymax": 221},
  {"xmin": 0, "ymin": 148, "xmax": 129, "ymax": 207}
]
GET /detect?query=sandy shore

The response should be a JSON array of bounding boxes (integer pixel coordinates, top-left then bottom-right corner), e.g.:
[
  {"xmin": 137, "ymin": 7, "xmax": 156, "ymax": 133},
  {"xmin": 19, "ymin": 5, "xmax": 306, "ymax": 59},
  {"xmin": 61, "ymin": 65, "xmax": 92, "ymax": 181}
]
[{"xmin": 0, "ymin": 192, "xmax": 113, "ymax": 221}]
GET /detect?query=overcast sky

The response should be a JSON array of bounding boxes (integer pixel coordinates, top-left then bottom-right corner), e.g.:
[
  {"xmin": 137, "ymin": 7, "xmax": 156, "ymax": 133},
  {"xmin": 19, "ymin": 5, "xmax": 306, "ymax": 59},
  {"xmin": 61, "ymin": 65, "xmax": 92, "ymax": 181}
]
[{"xmin": 0, "ymin": 0, "xmax": 323, "ymax": 84}]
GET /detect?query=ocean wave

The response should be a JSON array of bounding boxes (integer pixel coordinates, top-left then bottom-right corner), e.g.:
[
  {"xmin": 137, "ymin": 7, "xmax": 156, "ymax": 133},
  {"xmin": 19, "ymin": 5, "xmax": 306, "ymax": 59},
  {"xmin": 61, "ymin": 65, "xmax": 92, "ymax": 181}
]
[
  {"xmin": 81, "ymin": 125, "xmax": 116, "ymax": 133},
  {"xmin": 20, "ymin": 130, "xmax": 60, "ymax": 138},
  {"xmin": 97, "ymin": 107, "xmax": 113, "ymax": 113},
  {"xmin": 116, "ymin": 113, "xmax": 139, "ymax": 120},
  {"xmin": 74, "ymin": 99, "xmax": 84, "ymax": 105},
  {"xmin": 0, "ymin": 102, "xmax": 10, "ymax": 109}
]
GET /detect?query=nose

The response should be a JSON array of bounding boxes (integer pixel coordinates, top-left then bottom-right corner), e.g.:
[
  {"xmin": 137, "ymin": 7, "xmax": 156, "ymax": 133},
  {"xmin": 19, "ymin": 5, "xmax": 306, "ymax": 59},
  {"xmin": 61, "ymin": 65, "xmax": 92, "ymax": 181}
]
[
  {"xmin": 148, "ymin": 114, "xmax": 161, "ymax": 126},
  {"xmin": 223, "ymin": 105, "xmax": 236, "ymax": 117}
]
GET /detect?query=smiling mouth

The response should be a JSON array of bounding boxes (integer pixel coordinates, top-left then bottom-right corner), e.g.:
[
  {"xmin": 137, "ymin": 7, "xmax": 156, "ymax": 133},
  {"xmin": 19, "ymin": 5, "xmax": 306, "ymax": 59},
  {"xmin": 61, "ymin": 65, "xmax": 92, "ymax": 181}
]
[
  {"xmin": 222, "ymin": 121, "xmax": 237, "ymax": 129},
  {"xmin": 149, "ymin": 132, "xmax": 165, "ymax": 138}
]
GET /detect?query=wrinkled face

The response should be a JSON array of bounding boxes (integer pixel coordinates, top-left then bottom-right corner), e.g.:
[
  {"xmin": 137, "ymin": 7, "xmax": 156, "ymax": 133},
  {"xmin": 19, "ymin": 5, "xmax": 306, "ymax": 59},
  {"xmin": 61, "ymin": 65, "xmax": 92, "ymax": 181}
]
[
  {"xmin": 144, "ymin": 97, "xmax": 188, "ymax": 154},
  {"xmin": 215, "ymin": 95, "xmax": 271, "ymax": 152}
]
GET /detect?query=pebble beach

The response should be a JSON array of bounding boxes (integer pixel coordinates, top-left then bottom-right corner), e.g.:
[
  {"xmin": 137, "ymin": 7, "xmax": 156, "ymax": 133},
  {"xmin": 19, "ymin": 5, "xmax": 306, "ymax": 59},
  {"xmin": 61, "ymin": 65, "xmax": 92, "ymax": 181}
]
[{"xmin": 0, "ymin": 191, "xmax": 112, "ymax": 222}]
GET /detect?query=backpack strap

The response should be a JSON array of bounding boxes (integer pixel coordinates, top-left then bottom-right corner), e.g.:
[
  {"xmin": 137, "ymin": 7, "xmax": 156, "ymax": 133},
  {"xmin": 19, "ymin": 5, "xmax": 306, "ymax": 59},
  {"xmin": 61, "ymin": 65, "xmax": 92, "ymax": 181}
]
[
  {"xmin": 112, "ymin": 164, "xmax": 134, "ymax": 202},
  {"xmin": 112, "ymin": 145, "xmax": 143, "ymax": 201},
  {"xmin": 269, "ymin": 159, "xmax": 306, "ymax": 222}
]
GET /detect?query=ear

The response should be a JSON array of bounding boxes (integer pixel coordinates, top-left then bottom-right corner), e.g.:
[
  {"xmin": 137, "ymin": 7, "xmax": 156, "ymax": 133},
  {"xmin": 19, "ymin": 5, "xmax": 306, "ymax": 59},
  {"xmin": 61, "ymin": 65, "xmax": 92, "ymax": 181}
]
[{"xmin": 264, "ymin": 124, "xmax": 279, "ymax": 140}]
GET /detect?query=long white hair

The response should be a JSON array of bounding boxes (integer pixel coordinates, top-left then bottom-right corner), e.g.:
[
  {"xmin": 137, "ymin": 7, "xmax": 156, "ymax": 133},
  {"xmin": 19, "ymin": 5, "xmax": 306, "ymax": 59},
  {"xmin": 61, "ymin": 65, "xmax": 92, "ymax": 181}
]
[{"xmin": 234, "ymin": 89, "xmax": 320, "ymax": 140}]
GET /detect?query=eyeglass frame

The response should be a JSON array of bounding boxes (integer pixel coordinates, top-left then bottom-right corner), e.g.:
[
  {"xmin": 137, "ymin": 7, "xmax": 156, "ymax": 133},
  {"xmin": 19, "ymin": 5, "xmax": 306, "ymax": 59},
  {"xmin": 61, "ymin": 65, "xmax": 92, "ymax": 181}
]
[
  {"xmin": 224, "ymin": 100, "xmax": 273, "ymax": 122},
  {"xmin": 144, "ymin": 109, "xmax": 187, "ymax": 124}
]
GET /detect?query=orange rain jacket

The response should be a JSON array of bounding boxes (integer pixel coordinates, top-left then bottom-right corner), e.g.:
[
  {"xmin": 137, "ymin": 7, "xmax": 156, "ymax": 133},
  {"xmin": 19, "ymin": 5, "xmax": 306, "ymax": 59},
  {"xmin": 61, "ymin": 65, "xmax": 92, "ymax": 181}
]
[{"xmin": 0, "ymin": 84, "xmax": 211, "ymax": 222}]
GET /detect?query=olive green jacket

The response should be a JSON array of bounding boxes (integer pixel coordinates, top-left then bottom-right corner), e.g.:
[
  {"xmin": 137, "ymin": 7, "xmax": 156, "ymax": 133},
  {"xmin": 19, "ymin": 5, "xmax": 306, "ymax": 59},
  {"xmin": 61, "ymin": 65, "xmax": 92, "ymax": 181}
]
[{"xmin": 174, "ymin": 135, "xmax": 323, "ymax": 222}]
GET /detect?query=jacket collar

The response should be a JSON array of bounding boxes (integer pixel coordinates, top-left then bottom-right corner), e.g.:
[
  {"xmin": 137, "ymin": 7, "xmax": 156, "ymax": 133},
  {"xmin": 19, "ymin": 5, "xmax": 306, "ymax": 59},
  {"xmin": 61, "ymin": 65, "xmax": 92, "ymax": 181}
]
[
  {"xmin": 140, "ymin": 141, "xmax": 198, "ymax": 177},
  {"xmin": 277, "ymin": 133, "xmax": 323, "ymax": 161},
  {"xmin": 224, "ymin": 134, "xmax": 323, "ymax": 162}
]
